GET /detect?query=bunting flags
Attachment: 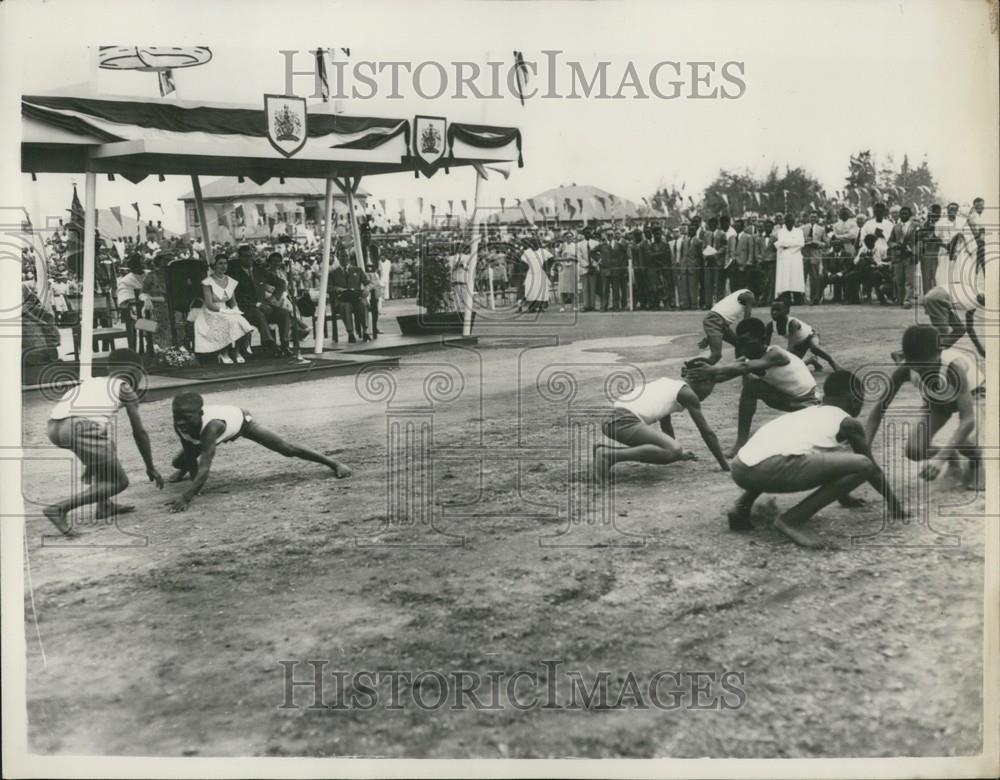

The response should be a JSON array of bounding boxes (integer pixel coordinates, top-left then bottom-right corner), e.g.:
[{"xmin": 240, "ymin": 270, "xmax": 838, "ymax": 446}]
[
  {"xmin": 109, "ymin": 206, "xmax": 122, "ymax": 227},
  {"xmin": 316, "ymin": 47, "xmax": 330, "ymax": 101},
  {"xmin": 719, "ymin": 193, "xmax": 730, "ymax": 208},
  {"xmin": 131, "ymin": 202, "xmax": 140, "ymax": 219},
  {"xmin": 577, "ymin": 198, "xmax": 584, "ymax": 215},
  {"xmin": 527, "ymin": 198, "xmax": 537, "ymax": 212},
  {"xmin": 417, "ymin": 197, "xmax": 424, "ymax": 216},
  {"xmin": 157, "ymin": 69, "xmax": 176, "ymax": 97},
  {"xmin": 595, "ymin": 195, "xmax": 607, "ymax": 211},
  {"xmin": 500, "ymin": 197, "xmax": 506, "ymax": 211},
  {"xmin": 564, "ymin": 198, "xmax": 576, "ymax": 218},
  {"xmin": 153, "ymin": 203, "xmax": 164, "ymax": 213},
  {"xmin": 460, "ymin": 200, "xmax": 467, "ymax": 215},
  {"xmin": 447, "ymin": 199, "xmax": 453, "ymax": 214},
  {"xmin": 513, "ymin": 50, "xmax": 529, "ymax": 107}
]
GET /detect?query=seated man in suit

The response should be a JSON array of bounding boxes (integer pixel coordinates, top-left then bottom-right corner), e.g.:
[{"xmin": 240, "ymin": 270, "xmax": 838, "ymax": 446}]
[
  {"xmin": 226, "ymin": 244, "xmax": 292, "ymax": 356},
  {"xmin": 330, "ymin": 252, "xmax": 371, "ymax": 343}
]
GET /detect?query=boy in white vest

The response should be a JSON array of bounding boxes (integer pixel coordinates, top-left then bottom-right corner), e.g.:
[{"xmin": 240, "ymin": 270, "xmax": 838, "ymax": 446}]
[
  {"xmin": 728, "ymin": 370, "xmax": 907, "ymax": 548},
  {"xmin": 698, "ymin": 288, "xmax": 755, "ymax": 364},
  {"xmin": 166, "ymin": 392, "xmax": 351, "ymax": 513},
  {"xmin": 687, "ymin": 317, "xmax": 819, "ymax": 457},
  {"xmin": 595, "ymin": 358, "xmax": 730, "ymax": 482},
  {"xmin": 866, "ymin": 325, "xmax": 983, "ymax": 491},
  {"xmin": 44, "ymin": 349, "xmax": 163, "ymax": 535}
]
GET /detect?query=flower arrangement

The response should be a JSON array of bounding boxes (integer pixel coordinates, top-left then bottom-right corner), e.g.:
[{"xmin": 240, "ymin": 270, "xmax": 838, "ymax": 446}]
[{"xmin": 154, "ymin": 345, "xmax": 198, "ymax": 369}]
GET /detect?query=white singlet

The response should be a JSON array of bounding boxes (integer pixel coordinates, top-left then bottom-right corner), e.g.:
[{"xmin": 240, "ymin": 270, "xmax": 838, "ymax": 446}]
[
  {"xmin": 711, "ymin": 288, "xmax": 751, "ymax": 323},
  {"xmin": 738, "ymin": 405, "xmax": 849, "ymax": 467},
  {"xmin": 754, "ymin": 345, "xmax": 816, "ymax": 396},
  {"xmin": 614, "ymin": 377, "xmax": 686, "ymax": 424},
  {"xmin": 177, "ymin": 405, "xmax": 248, "ymax": 446}
]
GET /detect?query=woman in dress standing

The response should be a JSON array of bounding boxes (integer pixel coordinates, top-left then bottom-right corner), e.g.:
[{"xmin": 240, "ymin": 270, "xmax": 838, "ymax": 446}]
[{"xmin": 192, "ymin": 253, "xmax": 254, "ymax": 364}]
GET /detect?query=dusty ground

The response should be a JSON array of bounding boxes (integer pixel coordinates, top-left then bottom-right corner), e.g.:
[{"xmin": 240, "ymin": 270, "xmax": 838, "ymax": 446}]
[{"xmin": 20, "ymin": 305, "xmax": 986, "ymax": 758}]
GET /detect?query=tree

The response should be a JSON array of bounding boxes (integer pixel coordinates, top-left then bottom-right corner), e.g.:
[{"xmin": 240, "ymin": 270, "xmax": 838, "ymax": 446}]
[{"xmin": 844, "ymin": 149, "xmax": 938, "ymax": 213}]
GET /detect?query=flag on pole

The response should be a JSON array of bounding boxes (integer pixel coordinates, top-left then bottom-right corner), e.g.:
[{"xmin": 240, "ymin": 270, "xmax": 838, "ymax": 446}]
[
  {"xmin": 430, "ymin": 203, "xmax": 436, "ymax": 219},
  {"xmin": 500, "ymin": 197, "xmax": 506, "ymax": 211},
  {"xmin": 158, "ymin": 69, "xmax": 176, "ymax": 97},
  {"xmin": 153, "ymin": 203, "xmax": 164, "ymax": 213},
  {"xmin": 417, "ymin": 197, "xmax": 424, "ymax": 216},
  {"xmin": 379, "ymin": 199, "xmax": 387, "ymax": 215},
  {"xmin": 110, "ymin": 206, "xmax": 122, "ymax": 227},
  {"xmin": 131, "ymin": 202, "xmax": 140, "ymax": 219},
  {"xmin": 513, "ymin": 50, "xmax": 529, "ymax": 107},
  {"xmin": 316, "ymin": 47, "xmax": 330, "ymax": 101},
  {"xmin": 461, "ymin": 199, "xmax": 468, "ymax": 215}
]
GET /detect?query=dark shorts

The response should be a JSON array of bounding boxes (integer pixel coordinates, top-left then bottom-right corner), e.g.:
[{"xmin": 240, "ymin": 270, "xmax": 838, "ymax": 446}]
[
  {"xmin": 47, "ymin": 417, "xmax": 122, "ymax": 482},
  {"xmin": 744, "ymin": 378, "xmax": 819, "ymax": 411},
  {"xmin": 731, "ymin": 452, "xmax": 871, "ymax": 493},
  {"xmin": 602, "ymin": 408, "xmax": 649, "ymax": 446},
  {"xmin": 702, "ymin": 310, "xmax": 732, "ymax": 342}
]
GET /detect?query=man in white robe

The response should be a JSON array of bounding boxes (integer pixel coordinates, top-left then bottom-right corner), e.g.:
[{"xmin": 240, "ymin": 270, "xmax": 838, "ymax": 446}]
[{"xmin": 774, "ymin": 213, "xmax": 806, "ymax": 302}]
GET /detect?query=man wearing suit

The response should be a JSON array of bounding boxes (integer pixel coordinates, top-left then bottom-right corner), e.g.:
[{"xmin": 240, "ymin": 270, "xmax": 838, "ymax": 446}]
[
  {"xmin": 728, "ymin": 218, "xmax": 756, "ymax": 294},
  {"xmin": 754, "ymin": 219, "xmax": 777, "ymax": 305},
  {"xmin": 801, "ymin": 211, "xmax": 828, "ymax": 305},
  {"xmin": 227, "ymin": 244, "xmax": 291, "ymax": 356},
  {"xmin": 645, "ymin": 226, "xmax": 673, "ymax": 309},
  {"xmin": 675, "ymin": 223, "xmax": 704, "ymax": 310},
  {"xmin": 888, "ymin": 205, "xmax": 919, "ymax": 308}
]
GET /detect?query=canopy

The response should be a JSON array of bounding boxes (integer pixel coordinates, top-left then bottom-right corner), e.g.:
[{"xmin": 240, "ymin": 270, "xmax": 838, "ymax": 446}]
[
  {"xmin": 22, "ymin": 94, "xmax": 522, "ymax": 179},
  {"xmin": 21, "ymin": 92, "xmax": 524, "ymax": 370}
]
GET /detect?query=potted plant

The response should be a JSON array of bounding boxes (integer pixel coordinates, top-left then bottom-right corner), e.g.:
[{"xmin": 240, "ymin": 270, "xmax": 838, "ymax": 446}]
[{"xmin": 396, "ymin": 239, "xmax": 474, "ymax": 336}]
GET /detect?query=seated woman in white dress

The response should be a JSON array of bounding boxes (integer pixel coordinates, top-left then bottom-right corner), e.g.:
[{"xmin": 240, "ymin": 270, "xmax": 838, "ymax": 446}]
[{"xmin": 192, "ymin": 254, "xmax": 254, "ymax": 364}]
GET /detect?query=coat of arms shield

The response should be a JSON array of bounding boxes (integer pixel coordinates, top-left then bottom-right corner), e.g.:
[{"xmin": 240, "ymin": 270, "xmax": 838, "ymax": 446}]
[
  {"xmin": 413, "ymin": 115, "xmax": 447, "ymax": 176},
  {"xmin": 264, "ymin": 94, "xmax": 308, "ymax": 158}
]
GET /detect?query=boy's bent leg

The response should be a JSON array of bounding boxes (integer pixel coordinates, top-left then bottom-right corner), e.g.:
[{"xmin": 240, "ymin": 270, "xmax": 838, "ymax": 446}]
[{"xmin": 241, "ymin": 421, "xmax": 351, "ymax": 476}]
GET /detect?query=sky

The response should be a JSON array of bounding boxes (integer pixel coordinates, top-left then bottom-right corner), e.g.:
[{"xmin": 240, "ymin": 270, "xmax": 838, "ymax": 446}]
[{"xmin": 7, "ymin": 0, "xmax": 999, "ymax": 234}]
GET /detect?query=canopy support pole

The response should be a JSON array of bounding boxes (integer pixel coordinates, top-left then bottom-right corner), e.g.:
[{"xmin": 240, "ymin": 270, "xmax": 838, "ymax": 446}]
[
  {"xmin": 314, "ymin": 178, "xmax": 335, "ymax": 354},
  {"xmin": 80, "ymin": 171, "xmax": 97, "ymax": 378},
  {"xmin": 190, "ymin": 175, "xmax": 212, "ymax": 262},
  {"xmin": 463, "ymin": 169, "xmax": 486, "ymax": 337},
  {"xmin": 344, "ymin": 177, "xmax": 365, "ymax": 268}
]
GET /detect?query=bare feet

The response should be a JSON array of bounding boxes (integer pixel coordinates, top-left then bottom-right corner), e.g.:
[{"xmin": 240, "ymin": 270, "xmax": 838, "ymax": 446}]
[
  {"xmin": 166, "ymin": 469, "xmax": 190, "ymax": 483},
  {"xmin": 773, "ymin": 516, "xmax": 824, "ymax": 549},
  {"xmin": 837, "ymin": 495, "xmax": 866, "ymax": 508},
  {"xmin": 95, "ymin": 503, "xmax": 135, "ymax": 520},
  {"xmin": 678, "ymin": 449, "xmax": 698, "ymax": 462},
  {"xmin": 42, "ymin": 505, "xmax": 80, "ymax": 537}
]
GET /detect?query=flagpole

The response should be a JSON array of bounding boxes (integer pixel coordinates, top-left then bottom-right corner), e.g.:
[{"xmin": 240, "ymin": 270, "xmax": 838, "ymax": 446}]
[
  {"xmin": 80, "ymin": 171, "xmax": 97, "ymax": 378},
  {"xmin": 464, "ymin": 169, "xmax": 485, "ymax": 337},
  {"xmin": 190, "ymin": 175, "xmax": 213, "ymax": 261},
  {"xmin": 314, "ymin": 178, "xmax": 335, "ymax": 354}
]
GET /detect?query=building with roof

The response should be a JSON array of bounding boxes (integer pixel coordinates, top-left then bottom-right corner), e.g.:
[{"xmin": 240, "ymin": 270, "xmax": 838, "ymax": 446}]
[
  {"xmin": 494, "ymin": 184, "xmax": 642, "ymax": 225},
  {"xmin": 178, "ymin": 177, "xmax": 372, "ymax": 243}
]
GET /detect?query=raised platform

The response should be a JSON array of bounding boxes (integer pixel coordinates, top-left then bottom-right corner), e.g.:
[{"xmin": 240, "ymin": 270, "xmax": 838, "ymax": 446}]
[{"xmin": 23, "ymin": 334, "xmax": 477, "ymax": 403}]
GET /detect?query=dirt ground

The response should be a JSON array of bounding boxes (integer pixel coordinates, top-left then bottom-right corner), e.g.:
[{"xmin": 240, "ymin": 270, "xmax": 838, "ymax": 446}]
[{"xmin": 19, "ymin": 305, "xmax": 987, "ymax": 758}]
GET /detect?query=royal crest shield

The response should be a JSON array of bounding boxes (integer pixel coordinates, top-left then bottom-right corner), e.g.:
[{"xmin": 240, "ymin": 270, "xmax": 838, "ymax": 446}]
[
  {"xmin": 413, "ymin": 115, "xmax": 447, "ymax": 177},
  {"xmin": 264, "ymin": 94, "xmax": 308, "ymax": 158}
]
